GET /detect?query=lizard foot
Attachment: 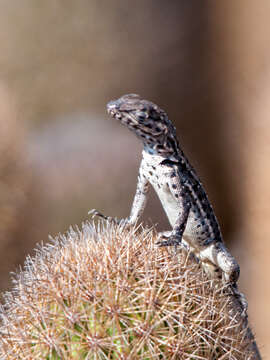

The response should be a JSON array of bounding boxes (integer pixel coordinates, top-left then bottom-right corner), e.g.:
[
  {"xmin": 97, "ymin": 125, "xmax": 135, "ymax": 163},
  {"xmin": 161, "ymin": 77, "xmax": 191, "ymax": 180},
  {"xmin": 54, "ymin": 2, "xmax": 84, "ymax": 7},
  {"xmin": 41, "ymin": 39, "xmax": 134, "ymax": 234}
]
[
  {"xmin": 231, "ymin": 284, "xmax": 248, "ymax": 319},
  {"xmin": 88, "ymin": 209, "xmax": 118, "ymax": 224},
  {"xmin": 156, "ymin": 232, "xmax": 181, "ymax": 247},
  {"xmin": 88, "ymin": 209, "xmax": 131, "ymax": 228},
  {"xmin": 222, "ymin": 282, "xmax": 248, "ymax": 319}
]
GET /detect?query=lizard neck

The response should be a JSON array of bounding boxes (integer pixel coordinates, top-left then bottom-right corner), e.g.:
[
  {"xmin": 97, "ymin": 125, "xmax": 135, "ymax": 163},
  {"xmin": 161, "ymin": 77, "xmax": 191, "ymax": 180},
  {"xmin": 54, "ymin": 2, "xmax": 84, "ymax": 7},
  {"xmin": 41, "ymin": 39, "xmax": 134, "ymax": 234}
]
[
  {"xmin": 142, "ymin": 149, "xmax": 179, "ymax": 165},
  {"xmin": 143, "ymin": 146, "xmax": 181, "ymax": 163}
]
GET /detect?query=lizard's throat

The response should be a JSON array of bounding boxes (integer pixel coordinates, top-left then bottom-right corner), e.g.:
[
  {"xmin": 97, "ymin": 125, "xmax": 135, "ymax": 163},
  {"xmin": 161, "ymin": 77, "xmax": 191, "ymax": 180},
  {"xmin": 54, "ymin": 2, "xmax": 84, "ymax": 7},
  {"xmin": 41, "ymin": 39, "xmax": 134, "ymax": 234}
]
[{"xmin": 143, "ymin": 142, "xmax": 180, "ymax": 161}]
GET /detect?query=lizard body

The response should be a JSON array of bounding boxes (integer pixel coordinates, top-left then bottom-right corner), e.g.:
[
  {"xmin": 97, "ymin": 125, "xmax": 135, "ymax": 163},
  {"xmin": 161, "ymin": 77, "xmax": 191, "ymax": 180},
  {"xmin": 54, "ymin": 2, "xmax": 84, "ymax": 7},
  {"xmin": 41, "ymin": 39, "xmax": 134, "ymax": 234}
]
[
  {"xmin": 91, "ymin": 94, "xmax": 243, "ymax": 298},
  {"xmin": 139, "ymin": 150, "xmax": 239, "ymax": 283}
]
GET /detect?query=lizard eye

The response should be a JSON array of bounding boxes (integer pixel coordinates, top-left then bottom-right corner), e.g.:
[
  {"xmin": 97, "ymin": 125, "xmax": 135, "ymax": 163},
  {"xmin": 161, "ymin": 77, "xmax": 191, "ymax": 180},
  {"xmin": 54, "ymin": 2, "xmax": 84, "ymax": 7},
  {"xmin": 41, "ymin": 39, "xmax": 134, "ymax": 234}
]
[
  {"xmin": 144, "ymin": 123, "xmax": 153, "ymax": 129},
  {"xmin": 150, "ymin": 109, "xmax": 160, "ymax": 120}
]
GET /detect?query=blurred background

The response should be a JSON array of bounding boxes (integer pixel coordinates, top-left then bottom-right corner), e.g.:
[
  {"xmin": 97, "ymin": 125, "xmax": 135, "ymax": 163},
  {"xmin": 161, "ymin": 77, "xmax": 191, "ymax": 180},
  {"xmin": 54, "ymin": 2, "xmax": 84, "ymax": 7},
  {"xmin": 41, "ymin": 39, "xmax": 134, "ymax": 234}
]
[{"xmin": 0, "ymin": 0, "xmax": 269, "ymax": 356}]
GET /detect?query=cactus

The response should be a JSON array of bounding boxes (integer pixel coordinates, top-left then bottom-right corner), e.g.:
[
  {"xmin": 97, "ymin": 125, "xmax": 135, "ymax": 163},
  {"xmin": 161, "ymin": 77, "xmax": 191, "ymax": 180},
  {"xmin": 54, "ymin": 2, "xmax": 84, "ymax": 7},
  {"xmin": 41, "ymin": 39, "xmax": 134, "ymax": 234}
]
[{"xmin": 0, "ymin": 222, "xmax": 260, "ymax": 359}]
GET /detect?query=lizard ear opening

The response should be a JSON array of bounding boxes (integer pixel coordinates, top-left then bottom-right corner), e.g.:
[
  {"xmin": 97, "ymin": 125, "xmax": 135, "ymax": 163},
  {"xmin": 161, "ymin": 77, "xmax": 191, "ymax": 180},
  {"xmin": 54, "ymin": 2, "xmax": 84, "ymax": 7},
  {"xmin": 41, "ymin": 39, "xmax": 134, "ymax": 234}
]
[{"xmin": 166, "ymin": 135, "xmax": 179, "ymax": 155}]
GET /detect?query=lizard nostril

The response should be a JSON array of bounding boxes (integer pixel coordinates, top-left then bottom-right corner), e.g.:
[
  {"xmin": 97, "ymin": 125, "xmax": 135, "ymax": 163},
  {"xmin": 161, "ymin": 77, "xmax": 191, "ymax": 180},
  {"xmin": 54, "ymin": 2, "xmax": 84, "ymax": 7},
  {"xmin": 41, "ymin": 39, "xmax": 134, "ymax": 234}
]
[
  {"xmin": 107, "ymin": 100, "xmax": 119, "ymax": 112},
  {"xmin": 107, "ymin": 103, "xmax": 115, "ymax": 110}
]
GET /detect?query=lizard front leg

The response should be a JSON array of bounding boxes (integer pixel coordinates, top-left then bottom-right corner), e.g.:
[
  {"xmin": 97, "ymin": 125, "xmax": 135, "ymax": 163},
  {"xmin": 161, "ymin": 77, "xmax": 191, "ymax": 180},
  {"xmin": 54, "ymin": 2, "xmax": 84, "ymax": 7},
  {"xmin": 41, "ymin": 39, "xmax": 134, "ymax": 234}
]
[
  {"xmin": 127, "ymin": 172, "xmax": 150, "ymax": 225},
  {"xmin": 89, "ymin": 166, "xmax": 150, "ymax": 227}
]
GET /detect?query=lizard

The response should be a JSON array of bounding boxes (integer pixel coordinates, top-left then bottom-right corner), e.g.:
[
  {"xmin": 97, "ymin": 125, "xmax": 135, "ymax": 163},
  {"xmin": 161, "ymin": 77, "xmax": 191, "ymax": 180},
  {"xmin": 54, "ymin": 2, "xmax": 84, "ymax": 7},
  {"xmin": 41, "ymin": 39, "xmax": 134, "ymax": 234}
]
[{"xmin": 90, "ymin": 93, "xmax": 246, "ymax": 313}]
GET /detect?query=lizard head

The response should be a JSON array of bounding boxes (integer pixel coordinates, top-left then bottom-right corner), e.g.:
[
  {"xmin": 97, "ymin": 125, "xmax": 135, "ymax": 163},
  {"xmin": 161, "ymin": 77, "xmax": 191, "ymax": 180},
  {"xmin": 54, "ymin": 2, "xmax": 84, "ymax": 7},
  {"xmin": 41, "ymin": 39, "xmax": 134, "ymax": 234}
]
[{"xmin": 107, "ymin": 94, "xmax": 180, "ymax": 159}]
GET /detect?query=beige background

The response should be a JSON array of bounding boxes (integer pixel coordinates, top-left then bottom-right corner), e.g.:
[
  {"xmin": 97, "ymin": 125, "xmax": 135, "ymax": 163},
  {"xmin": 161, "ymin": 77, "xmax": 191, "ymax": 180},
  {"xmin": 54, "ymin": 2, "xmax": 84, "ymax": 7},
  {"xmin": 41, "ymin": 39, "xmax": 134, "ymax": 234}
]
[{"xmin": 0, "ymin": 1, "xmax": 269, "ymax": 356}]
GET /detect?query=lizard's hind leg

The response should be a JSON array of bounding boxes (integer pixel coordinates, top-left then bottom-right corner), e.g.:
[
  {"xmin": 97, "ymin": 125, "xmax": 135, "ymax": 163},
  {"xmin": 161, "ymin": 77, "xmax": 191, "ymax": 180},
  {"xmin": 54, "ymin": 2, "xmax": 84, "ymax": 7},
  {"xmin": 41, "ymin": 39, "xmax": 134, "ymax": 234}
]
[
  {"xmin": 199, "ymin": 242, "xmax": 247, "ymax": 316},
  {"xmin": 199, "ymin": 242, "xmax": 240, "ymax": 283}
]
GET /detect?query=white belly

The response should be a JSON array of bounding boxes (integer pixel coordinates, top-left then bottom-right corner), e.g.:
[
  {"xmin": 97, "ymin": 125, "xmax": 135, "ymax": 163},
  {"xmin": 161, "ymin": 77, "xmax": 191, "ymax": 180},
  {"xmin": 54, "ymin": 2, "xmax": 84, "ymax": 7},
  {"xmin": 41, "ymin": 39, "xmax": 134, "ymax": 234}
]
[
  {"xmin": 152, "ymin": 182, "xmax": 179, "ymax": 227},
  {"xmin": 141, "ymin": 151, "xmax": 180, "ymax": 227}
]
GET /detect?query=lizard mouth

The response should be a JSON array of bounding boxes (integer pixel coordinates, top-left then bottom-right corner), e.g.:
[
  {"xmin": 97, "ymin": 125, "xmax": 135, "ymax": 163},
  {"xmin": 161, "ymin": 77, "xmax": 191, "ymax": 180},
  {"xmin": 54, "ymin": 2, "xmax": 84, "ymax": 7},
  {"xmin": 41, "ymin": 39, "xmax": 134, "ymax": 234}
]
[
  {"xmin": 107, "ymin": 101, "xmax": 121, "ymax": 119},
  {"xmin": 107, "ymin": 101, "xmax": 132, "ymax": 125},
  {"xmin": 107, "ymin": 107, "xmax": 122, "ymax": 122}
]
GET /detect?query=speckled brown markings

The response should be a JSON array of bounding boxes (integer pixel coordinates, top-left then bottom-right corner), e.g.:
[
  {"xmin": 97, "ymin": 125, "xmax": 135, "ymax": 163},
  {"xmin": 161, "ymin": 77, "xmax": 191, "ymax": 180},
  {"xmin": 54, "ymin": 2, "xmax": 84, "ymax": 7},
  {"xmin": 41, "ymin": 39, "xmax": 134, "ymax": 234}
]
[{"xmin": 90, "ymin": 94, "xmax": 247, "ymax": 315}]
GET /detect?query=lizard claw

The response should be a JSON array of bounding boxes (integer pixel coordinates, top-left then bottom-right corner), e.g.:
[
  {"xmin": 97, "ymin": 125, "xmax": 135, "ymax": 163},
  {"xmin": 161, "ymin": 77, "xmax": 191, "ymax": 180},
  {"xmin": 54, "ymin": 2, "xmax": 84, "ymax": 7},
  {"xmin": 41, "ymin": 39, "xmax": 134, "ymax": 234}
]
[
  {"xmin": 88, "ymin": 209, "xmax": 131, "ymax": 228},
  {"xmin": 88, "ymin": 209, "xmax": 100, "ymax": 218},
  {"xmin": 157, "ymin": 239, "xmax": 180, "ymax": 247},
  {"xmin": 88, "ymin": 209, "xmax": 118, "ymax": 224}
]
